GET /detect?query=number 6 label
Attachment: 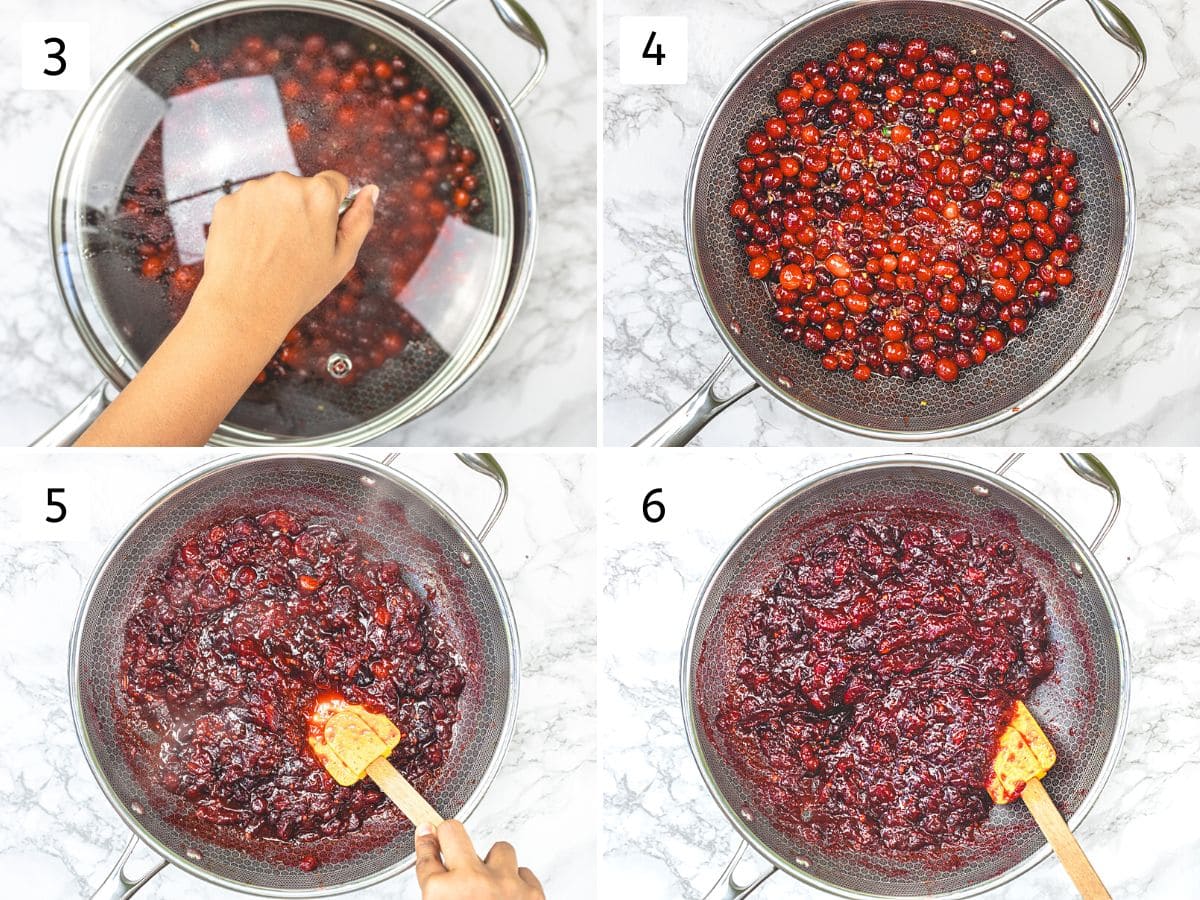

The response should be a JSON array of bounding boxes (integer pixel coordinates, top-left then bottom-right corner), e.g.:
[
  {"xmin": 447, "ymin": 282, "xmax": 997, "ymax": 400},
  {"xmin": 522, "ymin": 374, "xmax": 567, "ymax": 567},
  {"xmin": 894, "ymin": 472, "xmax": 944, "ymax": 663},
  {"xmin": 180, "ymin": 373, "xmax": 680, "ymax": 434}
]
[
  {"xmin": 21, "ymin": 21, "xmax": 91, "ymax": 91},
  {"xmin": 619, "ymin": 16, "xmax": 687, "ymax": 86}
]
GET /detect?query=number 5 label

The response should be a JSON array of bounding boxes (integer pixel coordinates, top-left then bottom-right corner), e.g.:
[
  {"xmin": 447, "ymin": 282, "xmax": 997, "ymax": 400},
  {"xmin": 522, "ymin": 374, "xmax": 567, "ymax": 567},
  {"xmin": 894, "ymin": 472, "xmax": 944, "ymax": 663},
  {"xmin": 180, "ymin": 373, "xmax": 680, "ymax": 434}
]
[
  {"xmin": 21, "ymin": 21, "xmax": 91, "ymax": 91},
  {"xmin": 619, "ymin": 17, "xmax": 687, "ymax": 86}
]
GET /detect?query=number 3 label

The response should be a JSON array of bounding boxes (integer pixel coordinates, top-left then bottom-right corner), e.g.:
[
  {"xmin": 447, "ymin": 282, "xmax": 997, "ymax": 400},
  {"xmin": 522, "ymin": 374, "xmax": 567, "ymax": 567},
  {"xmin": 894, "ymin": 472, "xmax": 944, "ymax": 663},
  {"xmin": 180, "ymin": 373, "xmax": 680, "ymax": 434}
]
[
  {"xmin": 619, "ymin": 17, "xmax": 688, "ymax": 86},
  {"xmin": 43, "ymin": 37, "xmax": 68, "ymax": 77},
  {"xmin": 21, "ymin": 21, "xmax": 90, "ymax": 91}
]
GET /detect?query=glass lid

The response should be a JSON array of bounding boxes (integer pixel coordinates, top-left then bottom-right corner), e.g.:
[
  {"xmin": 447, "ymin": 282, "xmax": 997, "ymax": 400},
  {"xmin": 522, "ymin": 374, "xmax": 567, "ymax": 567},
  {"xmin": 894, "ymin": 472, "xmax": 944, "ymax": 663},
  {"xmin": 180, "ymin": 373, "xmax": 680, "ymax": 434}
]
[{"xmin": 54, "ymin": 0, "xmax": 514, "ymax": 442}]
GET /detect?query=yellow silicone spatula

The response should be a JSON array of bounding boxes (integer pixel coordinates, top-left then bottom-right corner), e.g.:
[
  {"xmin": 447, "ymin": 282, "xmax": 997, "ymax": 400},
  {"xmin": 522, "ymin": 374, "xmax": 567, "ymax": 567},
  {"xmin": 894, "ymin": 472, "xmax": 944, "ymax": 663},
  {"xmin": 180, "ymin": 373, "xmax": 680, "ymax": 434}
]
[
  {"xmin": 987, "ymin": 701, "xmax": 1111, "ymax": 900},
  {"xmin": 308, "ymin": 696, "xmax": 443, "ymax": 830}
]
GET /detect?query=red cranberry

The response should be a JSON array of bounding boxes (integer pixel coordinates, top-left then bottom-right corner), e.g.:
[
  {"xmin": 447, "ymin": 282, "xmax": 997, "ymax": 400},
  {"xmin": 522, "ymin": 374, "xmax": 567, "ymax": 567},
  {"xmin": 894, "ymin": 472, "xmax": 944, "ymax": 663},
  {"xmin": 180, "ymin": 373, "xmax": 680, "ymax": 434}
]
[
  {"xmin": 117, "ymin": 31, "xmax": 484, "ymax": 387},
  {"xmin": 718, "ymin": 515, "xmax": 1054, "ymax": 853},
  {"xmin": 730, "ymin": 37, "xmax": 1084, "ymax": 384},
  {"xmin": 116, "ymin": 508, "xmax": 467, "ymax": 866}
]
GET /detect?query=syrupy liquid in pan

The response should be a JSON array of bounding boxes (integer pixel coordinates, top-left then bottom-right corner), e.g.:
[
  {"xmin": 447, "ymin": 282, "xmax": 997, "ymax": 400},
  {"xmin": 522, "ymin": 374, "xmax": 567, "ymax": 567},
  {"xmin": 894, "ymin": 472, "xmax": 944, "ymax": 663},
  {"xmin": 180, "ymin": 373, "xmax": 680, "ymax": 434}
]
[{"xmin": 116, "ymin": 508, "xmax": 466, "ymax": 871}]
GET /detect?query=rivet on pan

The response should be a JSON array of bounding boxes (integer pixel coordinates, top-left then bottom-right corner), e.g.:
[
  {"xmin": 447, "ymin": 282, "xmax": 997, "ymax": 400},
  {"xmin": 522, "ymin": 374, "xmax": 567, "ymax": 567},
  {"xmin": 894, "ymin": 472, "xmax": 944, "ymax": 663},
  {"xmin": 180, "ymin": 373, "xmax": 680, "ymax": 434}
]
[
  {"xmin": 1089, "ymin": 117, "xmax": 1101, "ymax": 134},
  {"xmin": 794, "ymin": 857, "xmax": 812, "ymax": 868},
  {"xmin": 777, "ymin": 374, "xmax": 794, "ymax": 390},
  {"xmin": 327, "ymin": 353, "xmax": 353, "ymax": 379},
  {"xmin": 460, "ymin": 550, "xmax": 473, "ymax": 567},
  {"xmin": 185, "ymin": 848, "xmax": 203, "ymax": 861},
  {"xmin": 359, "ymin": 475, "xmax": 376, "ymax": 487},
  {"xmin": 1000, "ymin": 29, "xmax": 1017, "ymax": 42},
  {"xmin": 739, "ymin": 806, "xmax": 754, "ymax": 822},
  {"xmin": 130, "ymin": 801, "xmax": 144, "ymax": 815},
  {"xmin": 729, "ymin": 319, "xmax": 743, "ymax": 336},
  {"xmin": 1071, "ymin": 560, "xmax": 1084, "ymax": 576},
  {"xmin": 972, "ymin": 485, "xmax": 990, "ymax": 497}
]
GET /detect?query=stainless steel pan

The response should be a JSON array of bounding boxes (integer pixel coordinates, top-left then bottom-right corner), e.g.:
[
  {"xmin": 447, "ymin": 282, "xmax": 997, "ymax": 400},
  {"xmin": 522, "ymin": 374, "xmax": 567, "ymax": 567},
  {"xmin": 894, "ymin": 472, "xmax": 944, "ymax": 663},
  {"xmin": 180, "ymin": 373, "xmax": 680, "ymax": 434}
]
[
  {"xmin": 72, "ymin": 452, "xmax": 518, "ymax": 897},
  {"xmin": 681, "ymin": 453, "xmax": 1129, "ymax": 897},
  {"xmin": 639, "ymin": 0, "xmax": 1145, "ymax": 446}
]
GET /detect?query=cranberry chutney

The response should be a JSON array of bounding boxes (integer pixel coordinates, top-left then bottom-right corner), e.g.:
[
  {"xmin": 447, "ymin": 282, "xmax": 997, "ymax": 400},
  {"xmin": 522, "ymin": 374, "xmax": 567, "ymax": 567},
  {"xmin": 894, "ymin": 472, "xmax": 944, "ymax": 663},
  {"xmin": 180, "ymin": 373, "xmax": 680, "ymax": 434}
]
[
  {"xmin": 730, "ymin": 37, "xmax": 1084, "ymax": 384},
  {"xmin": 116, "ymin": 507, "xmax": 466, "ymax": 870},
  {"xmin": 713, "ymin": 513, "xmax": 1055, "ymax": 856}
]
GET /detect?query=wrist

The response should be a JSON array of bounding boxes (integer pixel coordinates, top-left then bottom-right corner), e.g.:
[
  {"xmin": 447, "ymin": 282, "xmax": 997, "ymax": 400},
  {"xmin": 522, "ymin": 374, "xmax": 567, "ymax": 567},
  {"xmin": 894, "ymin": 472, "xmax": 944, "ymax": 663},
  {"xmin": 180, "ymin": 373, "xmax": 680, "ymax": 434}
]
[{"xmin": 183, "ymin": 283, "xmax": 288, "ymax": 357}]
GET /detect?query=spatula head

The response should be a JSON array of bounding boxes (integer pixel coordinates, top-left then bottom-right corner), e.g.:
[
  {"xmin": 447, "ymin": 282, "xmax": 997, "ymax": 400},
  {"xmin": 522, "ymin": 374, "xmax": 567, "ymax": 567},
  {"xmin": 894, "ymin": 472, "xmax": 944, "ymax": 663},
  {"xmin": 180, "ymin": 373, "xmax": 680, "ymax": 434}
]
[
  {"xmin": 988, "ymin": 701, "xmax": 1057, "ymax": 804},
  {"xmin": 308, "ymin": 696, "xmax": 403, "ymax": 787}
]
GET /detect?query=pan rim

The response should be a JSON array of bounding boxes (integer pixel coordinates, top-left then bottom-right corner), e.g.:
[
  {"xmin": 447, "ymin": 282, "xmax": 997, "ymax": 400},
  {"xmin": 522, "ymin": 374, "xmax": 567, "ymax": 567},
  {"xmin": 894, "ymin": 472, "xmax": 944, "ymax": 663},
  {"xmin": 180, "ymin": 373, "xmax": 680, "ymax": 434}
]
[
  {"xmin": 678, "ymin": 452, "xmax": 1131, "ymax": 899},
  {"xmin": 682, "ymin": 0, "xmax": 1138, "ymax": 441},
  {"xmin": 50, "ymin": 0, "xmax": 539, "ymax": 447},
  {"xmin": 68, "ymin": 451, "xmax": 521, "ymax": 897}
]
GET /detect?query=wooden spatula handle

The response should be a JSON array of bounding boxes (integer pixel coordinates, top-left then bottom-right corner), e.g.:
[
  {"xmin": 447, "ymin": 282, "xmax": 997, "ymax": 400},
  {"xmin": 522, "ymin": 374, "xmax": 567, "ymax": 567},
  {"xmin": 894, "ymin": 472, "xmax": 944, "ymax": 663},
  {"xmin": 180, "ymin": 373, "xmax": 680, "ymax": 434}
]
[
  {"xmin": 365, "ymin": 757, "xmax": 445, "ymax": 830},
  {"xmin": 1021, "ymin": 778, "xmax": 1111, "ymax": 900}
]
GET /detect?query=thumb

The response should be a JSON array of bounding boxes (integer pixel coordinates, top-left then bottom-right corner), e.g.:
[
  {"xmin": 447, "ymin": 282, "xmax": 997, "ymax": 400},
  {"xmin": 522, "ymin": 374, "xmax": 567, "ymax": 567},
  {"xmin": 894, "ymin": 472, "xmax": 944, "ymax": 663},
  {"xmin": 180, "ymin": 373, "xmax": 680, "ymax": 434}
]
[
  {"xmin": 413, "ymin": 821, "xmax": 447, "ymax": 889},
  {"xmin": 335, "ymin": 183, "xmax": 378, "ymax": 267}
]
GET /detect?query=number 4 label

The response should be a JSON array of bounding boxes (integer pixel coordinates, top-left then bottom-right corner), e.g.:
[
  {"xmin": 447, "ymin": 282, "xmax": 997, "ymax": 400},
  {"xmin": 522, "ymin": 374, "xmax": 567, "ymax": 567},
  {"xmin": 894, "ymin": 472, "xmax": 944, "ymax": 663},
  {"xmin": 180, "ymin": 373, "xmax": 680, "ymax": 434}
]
[
  {"xmin": 620, "ymin": 17, "xmax": 687, "ymax": 85},
  {"xmin": 21, "ymin": 21, "xmax": 91, "ymax": 91}
]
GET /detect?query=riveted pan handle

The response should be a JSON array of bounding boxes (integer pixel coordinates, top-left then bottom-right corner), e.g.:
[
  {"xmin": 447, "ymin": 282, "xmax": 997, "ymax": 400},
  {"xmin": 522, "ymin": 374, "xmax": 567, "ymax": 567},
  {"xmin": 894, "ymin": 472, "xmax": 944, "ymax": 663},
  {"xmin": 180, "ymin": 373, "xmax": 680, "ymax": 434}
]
[
  {"xmin": 635, "ymin": 354, "xmax": 759, "ymax": 447},
  {"xmin": 32, "ymin": 381, "xmax": 111, "ymax": 447},
  {"xmin": 89, "ymin": 834, "xmax": 167, "ymax": 899},
  {"xmin": 380, "ymin": 452, "xmax": 509, "ymax": 540},
  {"xmin": 1027, "ymin": 0, "xmax": 1147, "ymax": 110},
  {"xmin": 701, "ymin": 840, "xmax": 779, "ymax": 899},
  {"xmin": 996, "ymin": 452, "xmax": 1121, "ymax": 551},
  {"xmin": 454, "ymin": 451, "xmax": 508, "ymax": 540},
  {"xmin": 426, "ymin": 0, "xmax": 548, "ymax": 107}
]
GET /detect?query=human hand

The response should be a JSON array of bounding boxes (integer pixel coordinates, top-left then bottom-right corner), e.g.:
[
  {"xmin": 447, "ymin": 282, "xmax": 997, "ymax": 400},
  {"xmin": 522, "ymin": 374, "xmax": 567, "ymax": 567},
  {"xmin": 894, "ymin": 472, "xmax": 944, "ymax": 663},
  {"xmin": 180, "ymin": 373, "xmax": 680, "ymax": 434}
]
[
  {"xmin": 189, "ymin": 170, "xmax": 378, "ymax": 348},
  {"xmin": 414, "ymin": 820, "xmax": 545, "ymax": 900},
  {"xmin": 73, "ymin": 170, "xmax": 377, "ymax": 446}
]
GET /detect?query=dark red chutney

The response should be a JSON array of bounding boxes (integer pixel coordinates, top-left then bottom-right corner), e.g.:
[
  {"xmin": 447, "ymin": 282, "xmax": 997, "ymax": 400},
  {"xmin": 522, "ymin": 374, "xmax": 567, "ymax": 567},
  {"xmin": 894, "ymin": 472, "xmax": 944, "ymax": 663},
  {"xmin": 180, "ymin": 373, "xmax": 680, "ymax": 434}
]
[
  {"xmin": 714, "ymin": 517, "xmax": 1054, "ymax": 854},
  {"xmin": 117, "ymin": 31, "xmax": 484, "ymax": 385},
  {"xmin": 731, "ymin": 37, "xmax": 1084, "ymax": 384},
  {"xmin": 117, "ymin": 508, "xmax": 465, "ymax": 869}
]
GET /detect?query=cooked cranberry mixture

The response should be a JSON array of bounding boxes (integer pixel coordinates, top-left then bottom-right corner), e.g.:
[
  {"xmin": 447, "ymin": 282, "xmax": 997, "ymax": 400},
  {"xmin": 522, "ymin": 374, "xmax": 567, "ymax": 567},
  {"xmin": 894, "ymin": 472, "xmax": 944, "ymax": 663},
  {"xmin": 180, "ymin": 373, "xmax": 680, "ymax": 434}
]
[
  {"xmin": 716, "ymin": 517, "xmax": 1054, "ymax": 853},
  {"xmin": 117, "ymin": 508, "xmax": 465, "ymax": 865},
  {"xmin": 731, "ymin": 37, "xmax": 1084, "ymax": 383},
  {"xmin": 118, "ymin": 31, "xmax": 484, "ymax": 385}
]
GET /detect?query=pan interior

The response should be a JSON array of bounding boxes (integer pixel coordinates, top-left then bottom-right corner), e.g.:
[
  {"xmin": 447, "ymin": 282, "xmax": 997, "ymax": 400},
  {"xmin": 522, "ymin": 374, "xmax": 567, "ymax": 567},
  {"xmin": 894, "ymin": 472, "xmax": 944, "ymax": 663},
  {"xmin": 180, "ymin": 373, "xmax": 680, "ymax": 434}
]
[
  {"xmin": 57, "ymin": 0, "xmax": 515, "ymax": 442},
  {"xmin": 688, "ymin": 461, "xmax": 1124, "ymax": 897},
  {"xmin": 689, "ymin": 0, "xmax": 1131, "ymax": 436},
  {"xmin": 74, "ymin": 456, "xmax": 515, "ymax": 894}
]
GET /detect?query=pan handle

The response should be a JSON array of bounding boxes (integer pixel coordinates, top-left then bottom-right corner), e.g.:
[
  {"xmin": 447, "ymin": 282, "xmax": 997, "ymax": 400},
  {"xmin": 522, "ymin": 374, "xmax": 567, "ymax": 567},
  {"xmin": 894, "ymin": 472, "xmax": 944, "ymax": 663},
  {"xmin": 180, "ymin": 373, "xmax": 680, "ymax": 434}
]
[
  {"xmin": 89, "ymin": 834, "xmax": 168, "ymax": 900},
  {"xmin": 380, "ymin": 452, "xmax": 509, "ymax": 540},
  {"xmin": 454, "ymin": 451, "xmax": 509, "ymax": 540},
  {"xmin": 1027, "ymin": 0, "xmax": 1147, "ymax": 111},
  {"xmin": 425, "ymin": 0, "xmax": 548, "ymax": 107},
  {"xmin": 31, "ymin": 381, "xmax": 112, "ymax": 447},
  {"xmin": 634, "ymin": 354, "xmax": 759, "ymax": 447},
  {"xmin": 996, "ymin": 452, "xmax": 1121, "ymax": 552},
  {"xmin": 701, "ymin": 840, "xmax": 779, "ymax": 900}
]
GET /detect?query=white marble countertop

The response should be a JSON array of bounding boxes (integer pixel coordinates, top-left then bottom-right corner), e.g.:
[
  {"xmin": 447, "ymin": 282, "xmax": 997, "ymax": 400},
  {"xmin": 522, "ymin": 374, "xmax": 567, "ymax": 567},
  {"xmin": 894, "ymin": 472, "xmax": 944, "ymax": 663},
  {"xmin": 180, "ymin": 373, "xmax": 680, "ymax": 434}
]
[
  {"xmin": 603, "ymin": 0, "xmax": 1200, "ymax": 446},
  {"xmin": 0, "ymin": 450, "xmax": 596, "ymax": 898},
  {"xmin": 600, "ymin": 449, "xmax": 1200, "ymax": 898},
  {"xmin": 0, "ymin": 0, "xmax": 597, "ymax": 447}
]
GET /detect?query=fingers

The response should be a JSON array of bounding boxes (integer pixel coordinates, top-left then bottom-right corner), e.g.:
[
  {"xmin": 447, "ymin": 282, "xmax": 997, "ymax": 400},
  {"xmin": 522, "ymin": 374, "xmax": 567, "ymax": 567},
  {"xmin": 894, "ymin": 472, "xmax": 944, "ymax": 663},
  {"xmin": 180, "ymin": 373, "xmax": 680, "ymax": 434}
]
[
  {"xmin": 334, "ymin": 183, "xmax": 379, "ymax": 269},
  {"xmin": 518, "ymin": 866, "xmax": 545, "ymax": 894},
  {"xmin": 413, "ymin": 822, "xmax": 448, "ymax": 889},
  {"xmin": 484, "ymin": 840, "xmax": 518, "ymax": 871},
  {"xmin": 435, "ymin": 819, "xmax": 480, "ymax": 870},
  {"xmin": 312, "ymin": 169, "xmax": 350, "ymax": 209}
]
